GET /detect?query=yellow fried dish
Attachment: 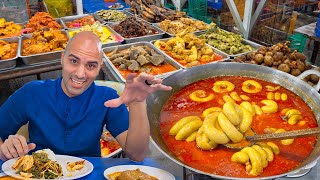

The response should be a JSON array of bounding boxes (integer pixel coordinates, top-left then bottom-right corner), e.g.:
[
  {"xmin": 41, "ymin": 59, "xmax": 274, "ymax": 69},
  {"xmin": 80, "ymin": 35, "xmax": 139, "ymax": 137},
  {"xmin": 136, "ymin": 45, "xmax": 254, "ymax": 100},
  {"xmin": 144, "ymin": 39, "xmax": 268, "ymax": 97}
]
[
  {"xmin": 108, "ymin": 169, "xmax": 159, "ymax": 180},
  {"xmin": 67, "ymin": 160, "xmax": 85, "ymax": 172}
]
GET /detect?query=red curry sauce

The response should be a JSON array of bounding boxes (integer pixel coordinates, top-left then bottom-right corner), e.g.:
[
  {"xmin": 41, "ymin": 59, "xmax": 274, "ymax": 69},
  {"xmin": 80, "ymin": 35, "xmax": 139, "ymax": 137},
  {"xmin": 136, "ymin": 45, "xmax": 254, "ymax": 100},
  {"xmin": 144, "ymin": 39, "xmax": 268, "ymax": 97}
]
[{"xmin": 160, "ymin": 76, "xmax": 317, "ymax": 178}]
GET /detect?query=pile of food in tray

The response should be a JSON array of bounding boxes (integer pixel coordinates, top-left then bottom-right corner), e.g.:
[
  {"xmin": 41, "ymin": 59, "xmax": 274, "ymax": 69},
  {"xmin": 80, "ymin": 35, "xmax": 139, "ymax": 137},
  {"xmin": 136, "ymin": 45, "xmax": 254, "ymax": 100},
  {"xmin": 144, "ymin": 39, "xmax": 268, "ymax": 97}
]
[
  {"xmin": 233, "ymin": 41, "xmax": 310, "ymax": 77},
  {"xmin": 100, "ymin": 131, "xmax": 121, "ymax": 157},
  {"xmin": 95, "ymin": 10, "xmax": 127, "ymax": 22},
  {"xmin": 22, "ymin": 29, "xmax": 68, "ymax": 56},
  {"xmin": 129, "ymin": 0, "xmax": 186, "ymax": 23},
  {"xmin": 111, "ymin": 16, "xmax": 158, "ymax": 38},
  {"xmin": 0, "ymin": 39, "xmax": 18, "ymax": 60},
  {"xmin": 154, "ymin": 30, "xmax": 224, "ymax": 67},
  {"xmin": 105, "ymin": 44, "xmax": 177, "ymax": 78},
  {"xmin": 64, "ymin": 15, "xmax": 96, "ymax": 28},
  {"xmin": 68, "ymin": 22, "xmax": 119, "ymax": 43},
  {"xmin": 198, "ymin": 23, "xmax": 253, "ymax": 55},
  {"xmin": 159, "ymin": 17, "xmax": 209, "ymax": 35},
  {"xmin": 0, "ymin": 18, "xmax": 22, "ymax": 38},
  {"xmin": 25, "ymin": 12, "xmax": 61, "ymax": 33}
]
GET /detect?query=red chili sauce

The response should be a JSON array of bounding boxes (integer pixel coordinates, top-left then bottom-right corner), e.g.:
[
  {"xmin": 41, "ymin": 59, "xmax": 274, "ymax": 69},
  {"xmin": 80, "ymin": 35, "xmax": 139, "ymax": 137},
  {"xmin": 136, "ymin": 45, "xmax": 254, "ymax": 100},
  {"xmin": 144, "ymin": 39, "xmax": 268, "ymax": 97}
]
[{"xmin": 160, "ymin": 76, "xmax": 317, "ymax": 178}]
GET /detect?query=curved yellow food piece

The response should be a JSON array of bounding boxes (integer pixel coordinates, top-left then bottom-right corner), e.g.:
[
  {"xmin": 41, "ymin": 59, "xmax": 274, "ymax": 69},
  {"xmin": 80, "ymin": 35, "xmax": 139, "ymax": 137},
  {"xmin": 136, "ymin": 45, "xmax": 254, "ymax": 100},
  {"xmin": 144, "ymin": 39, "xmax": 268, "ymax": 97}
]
[
  {"xmin": 20, "ymin": 172, "xmax": 33, "ymax": 178},
  {"xmin": 252, "ymin": 145, "xmax": 268, "ymax": 168},
  {"xmin": 242, "ymin": 80, "xmax": 262, "ymax": 93},
  {"xmin": 288, "ymin": 114, "xmax": 302, "ymax": 125},
  {"xmin": 280, "ymin": 108, "xmax": 290, "ymax": 116},
  {"xmin": 267, "ymin": 92, "xmax": 274, "ymax": 100},
  {"xmin": 222, "ymin": 95, "xmax": 235, "ymax": 103},
  {"xmin": 21, "ymin": 155, "xmax": 34, "ymax": 171},
  {"xmin": 281, "ymin": 93, "xmax": 288, "ymax": 101},
  {"xmin": 175, "ymin": 119, "xmax": 203, "ymax": 140},
  {"xmin": 186, "ymin": 131, "xmax": 198, "ymax": 142},
  {"xmin": 261, "ymin": 146, "xmax": 274, "ymax": 162},
  {"xmin": 202, "ymin": 107, "xmax": 222, "ymax": 117},
  {"xmin": 285, "ymin": 109, "xmax": 301, "ymax": 117},
  {"xmin": 189, "ymin": 90, "xmax": 214, "ymax": 103},
  {"xmin": 265, "ymin": 85, "xmax": 280, "ymax": 92},
  {"xmin": 169, "ymin": 116, "xmax": 201, "ymax": 135},
  {"xmin": 223, "ymin": 102, "xmax": 241, "ymax": 126},
  {"xmin": 261, "ymin": 100, "xmax": 278, "ymax": 114},
  {"xmin": 252, "ymin": 104, "xmax": 263, "ymax": 115},
  {"xmin": 274, "ymin": 92, "xmax": 281, "ymax": 101},
  {"xmin": 239, "ymin": 106, "xmax": 253, "ymax": 133},
  {"xmin": 230, "ymin": 92, "xmax": 242, "ymax": 102},
  {"xmin": 196, "ymin": 127, "xmax": 217, "ymax": 150},
  {"xmin": 266, "ymin": 142, "xmax": 280, "ymax": 155},
  {"xmin": 275, "ymin": 129, "xmax": 295, "ymax": 145},
  {"xmin": 240, "ymin": 101, "xmax": 255, "ymax": 116},
  {"xmin": 203, "ymin": 112, "xmax": 230, "ymax": 144},
  {"xmin": 213, "ymin": 81, "xmax": 235, "ymax": 93},
  {"xmin": 218, "ymin": 113, "xmax": 243, "ymax": 143},
  {"xmin": 240, "ymin": 94, "xmax": 250, "ymax": 101},
  {"xmin": 231, "ymin": 151, "xmax": 249, "ymax": 164},
  {"xmin": 241, "ymin": 147, "xmax": 263, "ymax": 176}
]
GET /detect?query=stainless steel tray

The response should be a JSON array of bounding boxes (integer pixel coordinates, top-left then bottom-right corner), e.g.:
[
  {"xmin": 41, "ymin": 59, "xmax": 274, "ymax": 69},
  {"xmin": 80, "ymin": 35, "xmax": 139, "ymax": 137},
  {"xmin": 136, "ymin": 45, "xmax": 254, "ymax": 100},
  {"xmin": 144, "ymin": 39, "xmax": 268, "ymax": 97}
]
[
  {"xmin": 0, "ymin": 37, "xmax": 19, "ymax": 71},
  {"xmin": 93, "ymin": 10, "xmax": 132, "ymax": 24},
  {"xmin": 66, "ymin": 24, "xmax": 124, "ymax": 48},
  {"xmin": 61, "ymin": 14, "xmax": 99, "ymax": 29},
  {"xmin": 151, "ymin": 38, "xmax": 230, "ymax": 68},
  {"xmin": 19, "ymin": 30, "xmax": 68, "ymax": 65},
  {"xmin": 196, "ymin": 31, "xmax": 262, "ymax": 58},
  {"xmin": 109, "ymin": 21, "xmax": 164, "ymax": 44},
  {"xmin": 102, "ymin": 41, "xmax": 183, "ymax": 82},
  {"xmin": 23, "ymin": 18, "xmax": 64, "ymax": 32}
]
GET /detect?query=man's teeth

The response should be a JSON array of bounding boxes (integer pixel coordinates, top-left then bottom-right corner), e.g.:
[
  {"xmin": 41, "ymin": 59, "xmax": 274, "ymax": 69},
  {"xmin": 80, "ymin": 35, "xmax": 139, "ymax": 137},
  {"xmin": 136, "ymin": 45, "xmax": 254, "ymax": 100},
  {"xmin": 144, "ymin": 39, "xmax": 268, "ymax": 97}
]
[{"xmin": 72, "ymin": 79, "xmax": 84, "ymax": 85}]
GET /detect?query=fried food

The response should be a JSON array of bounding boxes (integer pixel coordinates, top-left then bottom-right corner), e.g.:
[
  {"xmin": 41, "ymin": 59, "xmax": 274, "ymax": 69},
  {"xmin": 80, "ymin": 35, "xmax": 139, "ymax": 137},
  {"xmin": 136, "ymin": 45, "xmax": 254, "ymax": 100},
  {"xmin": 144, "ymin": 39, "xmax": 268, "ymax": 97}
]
[
  {"xmin": 67, "ymin": 160, "xmax": 85, "ymax": 172},
  {"xmin": 0, "ymin": 40, "xmax": 18, "ymax": 60},
  {"xmin": 108, "ymin": 169, "xmax": 158, "ymax": 180},
  {"xmin": 96, "ymin": 10, "xmax": 127, "ymax": 22},
  {"xmin": 22, "ymin": 29, "xmax": 68, "ymax": 56},
  {"xmin": 65, "ymin": 15, "xmax": 96, "ymax": 28},
  {"xmin": 0, "ymin": 18, "xmax": 22, "ymax": 38},
  {"xmin": 160, "ymin": 18, "xmax": 209, "ymax": 35},
  {"xmin": 25, "ymin": 12, "xmax": 61, "ymax": 32}
]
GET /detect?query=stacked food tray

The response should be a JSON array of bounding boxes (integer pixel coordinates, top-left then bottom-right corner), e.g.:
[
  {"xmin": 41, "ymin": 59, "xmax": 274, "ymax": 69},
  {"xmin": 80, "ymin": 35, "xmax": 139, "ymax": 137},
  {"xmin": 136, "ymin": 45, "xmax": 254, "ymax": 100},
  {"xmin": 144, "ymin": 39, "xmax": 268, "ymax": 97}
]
[
  {"xmin": 0, "ymin": 37, "xmax": 19, "ymax": 70},
  {"xmin": 103, "ymin": 41, "xmax": 184, "ymax": 82}
]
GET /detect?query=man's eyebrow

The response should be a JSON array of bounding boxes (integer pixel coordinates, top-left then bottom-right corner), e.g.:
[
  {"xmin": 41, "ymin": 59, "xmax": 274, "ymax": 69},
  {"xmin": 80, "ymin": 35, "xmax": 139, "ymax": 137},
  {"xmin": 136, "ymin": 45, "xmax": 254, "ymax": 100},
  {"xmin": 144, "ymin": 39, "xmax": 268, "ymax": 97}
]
[
  {"xmin": 87, "ymin": 61, "xmax": 99, "ymax": 65},
  {"xmin": 68, "ymin": 54, "xmax": 80, "ymax": 60}
]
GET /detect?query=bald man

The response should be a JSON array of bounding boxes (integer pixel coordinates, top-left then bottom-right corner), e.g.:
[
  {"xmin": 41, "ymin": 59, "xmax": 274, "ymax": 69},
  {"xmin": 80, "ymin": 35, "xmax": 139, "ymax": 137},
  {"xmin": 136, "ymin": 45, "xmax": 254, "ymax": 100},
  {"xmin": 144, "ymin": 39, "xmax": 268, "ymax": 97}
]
[{"xmin": 0, "ymin": 31, "xmax": 171, "ymax": 161}]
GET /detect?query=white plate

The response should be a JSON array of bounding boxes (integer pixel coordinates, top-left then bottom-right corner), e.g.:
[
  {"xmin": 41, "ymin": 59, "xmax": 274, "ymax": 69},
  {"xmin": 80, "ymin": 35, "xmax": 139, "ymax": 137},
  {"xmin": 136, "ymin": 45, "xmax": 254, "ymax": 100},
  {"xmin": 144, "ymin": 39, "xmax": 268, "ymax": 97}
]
[
  {"xmin": 103, "ymin": 165, "xmax": 175, "ymax": 180},
  {"xmin": 108, "ymin": 4, "xmax": 124, "ymax": 9},
  {"xmin": 102, "ymin": 147, "xmax": 122, "ymax": 158},
  {"xmin": 2, "ymin": 155, "xmax": 93, "ymax": 180}
]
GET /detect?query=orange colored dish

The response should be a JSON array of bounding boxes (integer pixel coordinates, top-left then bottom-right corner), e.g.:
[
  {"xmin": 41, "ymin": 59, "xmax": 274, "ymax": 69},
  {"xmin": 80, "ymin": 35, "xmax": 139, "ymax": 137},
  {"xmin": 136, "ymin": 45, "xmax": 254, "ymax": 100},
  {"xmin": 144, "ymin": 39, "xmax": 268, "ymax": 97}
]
[
  {"xmin": 160, "ymin": 76, "xmax": 317, "ymax": 178},
  {"xmin": 0, "ymin": 40, "xmax": 18, "ymax": 60},
  {"xmin": 65, "ymin": 16, "xmax": 96, "ymax": 28},
  {"xmin": 100, "ymin": 132, "xmax": 121, "ymax": 157}
]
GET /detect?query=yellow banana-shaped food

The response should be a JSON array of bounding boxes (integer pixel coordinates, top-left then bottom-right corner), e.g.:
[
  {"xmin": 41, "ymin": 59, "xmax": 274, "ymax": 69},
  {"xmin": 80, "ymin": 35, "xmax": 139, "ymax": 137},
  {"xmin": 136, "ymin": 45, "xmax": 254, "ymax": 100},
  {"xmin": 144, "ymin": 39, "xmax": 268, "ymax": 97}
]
[
  {"xmin": 261, "ymin": 146, "xmax": 274, "ymax": 162},
  {"xmin": 266, "ymin": 142, "xmax": 280, "ymax": 155},
  {"xmin": 239, "ymin": 106, "xmax": 253, "ymax": 133},
  {"xmin": 288, "ymin": 114, "xmax": 302, "ymax": 125},
  {"xmin": 203, "ymin": 112, "xmax": 230, "ymax": 144},
  {"xmin": 241, "ymin": 147, "xmax": 263, "ymax": 176},
  {"xmin": 281, "ymin": 93, "xmax": 288, "ymax": 101},
  {"xmin": 240, "ymin": 94, "xmax": 250, "ymax": 101},
  {"xmin": 212, "ymin": 81, "xmax": 235, "ymax": 93},
  {"xmin": 252, "ymin": 104, "xmax": 263, "ymax": 115},
  {"xmin": 280, "ymin": 108, "xmax": 290, "ymax": 116},
  {"xmin": 189, "ymin": 90, "xmax": 214, "ymax": 102},
  {"xmin": 222, "ymin": 95, "xmax": 236, "ymax": 103},
  {"xmin": 275, "ymin": 129, "xmax": 294, "ymax": 145},
  {"xmin": 285, "ymin": 109, "xmax": 301, "ymax": 117},
  {"xmin": 186, "ymin": 131, "xmax": 198, "ymax": 142},
  {"xmin": 265, "ymin": 85, "xmax": 280, "ymax": 92},
  {"xmin": 202, "ymin": 107, "xmax": 222, "ymax": 117},
  {"xmin": 223, "ymin": 102, "xmax": 241, "ymax": 126},
  {"xmin": 261, "ymin": 100, "xmax": 278, "ymax": 114},
  {"xmin": 231, "ymin": 151, "xmax": 249, "ymax": 164},
  {"xmin": 175, "ymin": 119, "xmax": 203, "ymax": 140},
  {"xmin": 274, "ymin": 92, "xmax": 281, "ymax": 101},
  {"xmin": 169, "ymin": 116, "xmax": 201, "ymax": 135},
  {"xmin": 196, "ymin": 127, "xmax": 217, "ymax": 150},
  {"xmin": 252, "ymin": 145, "xmax": 268, "ymax": 168},
  {"xmin": 230, "ymin": 92, "xmax": 242, "ymax": 102},
  {"xmin": 218, "ymin": 113, "xmax": 243, "ymax": 143},
  {"xmin": 267, "ymin": 92, "xmax": 274, "ymax": 100},
  {"xmin": 240, "ymin": 101, "xmax": 255, "ymax": 116},
  {"xmin": 242, "ymin": 80, "xmax": 262, "ymax": 93}
]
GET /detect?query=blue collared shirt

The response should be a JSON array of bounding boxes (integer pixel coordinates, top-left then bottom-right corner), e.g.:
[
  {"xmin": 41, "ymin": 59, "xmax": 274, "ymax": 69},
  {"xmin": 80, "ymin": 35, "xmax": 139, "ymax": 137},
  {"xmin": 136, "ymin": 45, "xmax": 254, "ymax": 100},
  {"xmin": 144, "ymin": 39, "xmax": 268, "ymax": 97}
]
[{"xmin": 0, "ymin": 78, "xmax": 129, "ymax": 157}]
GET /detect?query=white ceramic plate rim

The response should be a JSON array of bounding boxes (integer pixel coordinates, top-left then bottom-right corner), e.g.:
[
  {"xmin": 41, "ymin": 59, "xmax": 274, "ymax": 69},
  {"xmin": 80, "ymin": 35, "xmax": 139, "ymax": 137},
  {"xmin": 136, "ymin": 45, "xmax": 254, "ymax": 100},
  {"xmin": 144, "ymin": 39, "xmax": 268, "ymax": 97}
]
[
  {"xmin": 108, "ymin": 5, "xmax": 124, "ymax": 9},
  {"xmin": 103, "ymin": 165, "xmax": 175, "ymax": 180},
  {"xmin": 1, "ymin": 155, "xmax": 93, "ymax": 180},
  {"xmin": 102, "ymin": 147, "xmax": 122, "ymax": 158}
]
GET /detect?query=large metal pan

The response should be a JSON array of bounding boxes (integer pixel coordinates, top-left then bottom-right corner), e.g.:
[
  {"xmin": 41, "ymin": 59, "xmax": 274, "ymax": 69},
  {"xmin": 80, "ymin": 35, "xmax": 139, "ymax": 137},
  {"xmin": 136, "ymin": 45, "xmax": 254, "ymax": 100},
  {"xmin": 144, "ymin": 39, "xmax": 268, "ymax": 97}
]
[{"xmin": 146, "ymin": 62, "xmax": 320, "ymax": 180}]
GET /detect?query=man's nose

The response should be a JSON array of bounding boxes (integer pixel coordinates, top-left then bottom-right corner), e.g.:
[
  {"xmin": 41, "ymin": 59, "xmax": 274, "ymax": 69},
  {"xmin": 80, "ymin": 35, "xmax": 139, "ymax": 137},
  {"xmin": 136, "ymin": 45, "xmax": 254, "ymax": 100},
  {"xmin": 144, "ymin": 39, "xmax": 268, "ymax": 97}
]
[{"xmin": 75, "ymin": 65, "xmax": 86, "ymax": 78}]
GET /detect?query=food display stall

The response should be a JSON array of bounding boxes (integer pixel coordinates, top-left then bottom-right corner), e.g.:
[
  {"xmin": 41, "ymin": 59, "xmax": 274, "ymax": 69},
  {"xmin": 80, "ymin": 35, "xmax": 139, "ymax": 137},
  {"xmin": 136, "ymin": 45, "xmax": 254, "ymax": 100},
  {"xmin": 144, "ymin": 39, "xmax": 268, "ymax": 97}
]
[{"xmin": 1, "ymin": 0, "xmax": 320, "ymax": 180}]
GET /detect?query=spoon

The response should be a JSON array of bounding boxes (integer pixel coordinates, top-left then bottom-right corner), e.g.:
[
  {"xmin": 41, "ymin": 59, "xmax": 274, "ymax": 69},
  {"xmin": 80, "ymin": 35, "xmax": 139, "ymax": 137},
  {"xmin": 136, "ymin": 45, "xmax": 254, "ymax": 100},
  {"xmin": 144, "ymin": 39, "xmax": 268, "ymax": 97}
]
[{"xmin": 224, "ymin": 127, "xmax": 320, "ymax": 150}]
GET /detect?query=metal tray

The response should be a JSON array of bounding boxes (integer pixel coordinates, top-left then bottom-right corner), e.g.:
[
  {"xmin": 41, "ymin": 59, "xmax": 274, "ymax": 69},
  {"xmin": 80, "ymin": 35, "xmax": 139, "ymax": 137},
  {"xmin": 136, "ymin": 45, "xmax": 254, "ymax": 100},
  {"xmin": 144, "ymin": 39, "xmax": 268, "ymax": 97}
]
[
  {"xmin": 19, "ymin": 30, "xmax": 68, "ymax": 65},
  {"xmin": 67, "ymin": 24, "xmax": 124, "ymax": 48},
  {"xmin": 93, "ymin": 10, "xmax": 132, "ymax": 24},
  {"xmin": 102, "ymin": 41, "xmax": 183, "ymax": 82},
  {"xmin": 0, "ymin": 37, "xmax": 19, "ymax": 71},
  {"xmin": 151, "ymin": 38, "xmax": 230, "ymax": 68},
  {"xmin": 109, "ymin": 21, "xmax": 164, "ymax": 44},
  {"xmin": 195, "ymin": 31, "xmax": 262, "ymax": 59},
  {"xmin": 23, "ymin": 18, "xmax": 64, "ymax": 32},
  {"xmin": 61, "ymin": 14, "xmax": 99, "ymax": 29}
]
